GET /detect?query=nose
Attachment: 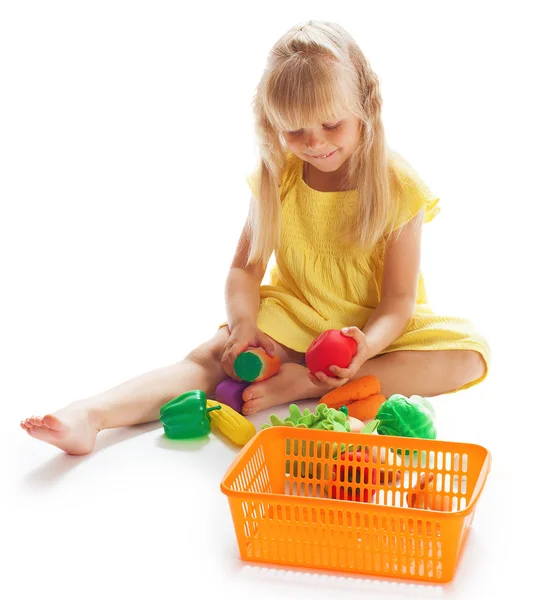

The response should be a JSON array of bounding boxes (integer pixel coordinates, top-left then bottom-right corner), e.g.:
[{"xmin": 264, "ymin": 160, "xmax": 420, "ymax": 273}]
[{"xmin": 304, "ymin": 130, "xmax": 327, "ymax": 153}]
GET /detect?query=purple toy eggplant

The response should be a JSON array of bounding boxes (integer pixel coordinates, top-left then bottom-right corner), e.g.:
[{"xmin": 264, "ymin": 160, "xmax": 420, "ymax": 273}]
[{"xmin": 215, "ymin": 378, "xmax": 250, "ymax": 415}]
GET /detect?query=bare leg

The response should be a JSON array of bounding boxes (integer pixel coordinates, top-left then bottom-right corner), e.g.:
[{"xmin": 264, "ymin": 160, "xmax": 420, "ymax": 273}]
[
  {"xmin": 242, "ymin": 349, "xmax": 486, "ymax": 414},
  {"xmin": 21, "ymin": 327, "xmax": 233, "ymax": 455},
  {"xmin": 355, "ymin": 349, "xmax": 486, "ymax": 398}
]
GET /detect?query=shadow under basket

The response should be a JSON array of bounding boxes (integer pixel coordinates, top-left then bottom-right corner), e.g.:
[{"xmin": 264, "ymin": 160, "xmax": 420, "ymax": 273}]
[{"xmin": 220, "ymin": 427, "xmax": 491, "ymax": 583}]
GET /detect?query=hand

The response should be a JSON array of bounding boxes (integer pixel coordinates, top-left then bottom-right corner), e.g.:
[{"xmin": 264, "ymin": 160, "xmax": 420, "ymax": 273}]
[
  {"xmin": 221, "ymin": 322, "xmax": 276, "ymax": 380},
  {"xmin": 307, "ymin": 326, "xmax": 372, "ymax": 390}
]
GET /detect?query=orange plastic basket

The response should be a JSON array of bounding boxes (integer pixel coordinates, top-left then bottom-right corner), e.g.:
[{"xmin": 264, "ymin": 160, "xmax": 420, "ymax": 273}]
[{"xmin": 220, "ymin": 427, "xmax": 491, "ymax": 583}]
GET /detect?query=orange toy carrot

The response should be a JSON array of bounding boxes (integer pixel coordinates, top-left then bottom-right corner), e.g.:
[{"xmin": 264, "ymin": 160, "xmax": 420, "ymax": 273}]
[
  {"xmin": 319, "ymin": 375, "xmax": 380, "ymax": 408},
  {"xmin": 346, "ymin": 393, "xmax": 386, "ymax": 421},
  {"xmin": 234, "ymin": 347, "xmax": 281, "ymax": 382},
  {"xmin": 406, "ymin": 473, "xmax": 436, "ymax": 509}
]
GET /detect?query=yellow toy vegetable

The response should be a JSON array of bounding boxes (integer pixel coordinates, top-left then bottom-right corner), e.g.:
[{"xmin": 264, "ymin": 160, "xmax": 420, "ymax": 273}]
[{"xmin": 206, "ymin": 399, "xmax": 256, "ymax": 446}]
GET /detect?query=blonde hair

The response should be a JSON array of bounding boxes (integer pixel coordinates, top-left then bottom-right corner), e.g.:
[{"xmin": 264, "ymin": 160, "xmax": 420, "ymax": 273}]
[{"xmin": 247, "ymin": 20, "xmax": 403, "ymax": 265}]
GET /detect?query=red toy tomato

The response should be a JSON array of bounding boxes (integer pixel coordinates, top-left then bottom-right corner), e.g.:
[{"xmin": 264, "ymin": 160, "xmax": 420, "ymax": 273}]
[
  {"xmin": 332, "ymin": 486, "xmax": 373, "ymax": 502},
  {"xmin": 330, "ymin": 449, "xmax": 374, "ymax": 503},
  {"xmin": 305, "ymin": 329, "xmax": 358, "ymax": 377},
  {"xmin": 330, "ymin": 450, "xmax": 401, "ymax": 502}
]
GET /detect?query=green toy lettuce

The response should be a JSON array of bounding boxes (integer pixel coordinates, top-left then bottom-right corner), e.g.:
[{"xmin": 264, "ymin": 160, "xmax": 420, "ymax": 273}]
[{"xmin": 261, "ymin": 403, "xmax": 350, "ymax": 432}]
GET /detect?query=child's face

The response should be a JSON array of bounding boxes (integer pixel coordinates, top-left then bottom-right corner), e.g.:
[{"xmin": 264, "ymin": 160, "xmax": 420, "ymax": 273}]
[{"xmin": 282, "ymin": 113, "xmax": 361, "ymax": 172}]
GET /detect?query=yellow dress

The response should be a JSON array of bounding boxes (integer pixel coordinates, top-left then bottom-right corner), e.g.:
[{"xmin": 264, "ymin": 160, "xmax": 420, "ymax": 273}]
[{"xmin": 243, "ymin": 151, "xmax": 490, "ymax": 392}]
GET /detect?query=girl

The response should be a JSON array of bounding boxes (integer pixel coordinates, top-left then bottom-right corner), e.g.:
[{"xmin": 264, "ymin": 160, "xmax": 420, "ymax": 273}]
[{"xmin": 20, "ymin": 20, "xmax": 489, "ymax": 455}]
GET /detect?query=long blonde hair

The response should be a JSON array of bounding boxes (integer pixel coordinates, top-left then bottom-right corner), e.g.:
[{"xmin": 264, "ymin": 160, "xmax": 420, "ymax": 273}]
[{"xmin": 247, "ymin": 20, "xmax": 403, "ymax": 265}]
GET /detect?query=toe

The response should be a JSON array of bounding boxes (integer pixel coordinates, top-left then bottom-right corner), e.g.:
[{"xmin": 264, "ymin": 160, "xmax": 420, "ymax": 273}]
[
  {"xmin": 43, "ymin": 414, "xmax": 65, "ymax": 431},
  {"xmin": 243, "ymin": 382, "xmax": 265, "ymax": 402},
  {"xmin": 20, "ymin": 420, "xmax": 30, "ymax": 430},
  {"xmin": 30, "ymin": 416, "xmax": 43, "ymax": 427},
  {"xmin": 242, "ymin": 400, "xmax": 259, "ymax": 416}
]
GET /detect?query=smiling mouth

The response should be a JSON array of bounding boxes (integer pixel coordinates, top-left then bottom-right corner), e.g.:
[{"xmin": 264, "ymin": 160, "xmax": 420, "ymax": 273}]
[{"xmin": 310, "ymin": 149, "xmax": 338, "ymax": 159}]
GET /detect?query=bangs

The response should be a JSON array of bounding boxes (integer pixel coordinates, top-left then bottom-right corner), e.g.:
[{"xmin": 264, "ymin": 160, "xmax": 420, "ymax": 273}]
[{"xmin": 264, "ymin": 55, "xmax": 358, "ymax": 132}]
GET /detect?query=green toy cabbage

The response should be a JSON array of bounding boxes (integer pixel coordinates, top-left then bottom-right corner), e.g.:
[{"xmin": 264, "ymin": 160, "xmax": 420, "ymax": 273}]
[{"xmin": 375, "ymin": 394, "xmax": 437, "ymax": 439}]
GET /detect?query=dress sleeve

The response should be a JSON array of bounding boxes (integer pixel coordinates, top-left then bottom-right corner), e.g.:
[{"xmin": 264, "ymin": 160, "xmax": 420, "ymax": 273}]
[{"xmin": 390, "ymin": 152, "xmax": 441, "ymax": 230}]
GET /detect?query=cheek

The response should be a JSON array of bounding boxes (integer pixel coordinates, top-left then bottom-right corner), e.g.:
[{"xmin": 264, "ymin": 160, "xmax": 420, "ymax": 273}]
[
  {"xmin": 339, "ymin": 130, "xmax": 360, "ymax": 151},
  {"xmin": 285, "ymin": 138, "xmax": 304, "ymax": 155}
]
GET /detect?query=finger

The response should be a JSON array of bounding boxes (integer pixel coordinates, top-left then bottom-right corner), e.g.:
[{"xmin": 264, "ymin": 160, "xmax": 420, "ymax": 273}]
[
  {"xmin": 341, "ymin": 327, "xmax": 365, "ymax": 344},
  {"xmin": 221, "ymin": 350, "xmax": 240, "ymax": 380},
  {"xmin": 259, "ymin": 337, "xmax": 276, "ymax": 358},
  {"xmin": 315, "ymin": 371, "xmax": 328, "ymax": 383},
  {"xmin": 322, "ymin": 370, "xmax": 350, "ymax": 387},
  {"xmin": 346, "ymin": 352, "xmax": 370, "ymax": 374},
  {"xmin": 308, "ymin": 372, "xmax": 319, "ymax": 385},
  {"xmin": 315, "ymin": 371, "xmax": 342, "ymax": 388},
  {"xmin": 309, "ymin": 371, "xmax": 329, "ymax": 388},
  {"xmin": 220, "ymin": 354, "xmax": 232, "ymax": 379},
  {"xmin": 329, "ymin": 365, "xmax": 352, "ymax": 378},
  {"xmin": 231, "ymin": 341, "xmax": 249, "ymax": 360},
  {"xmin": 229, "ymin": 343, "xmax": 248, "ymax": 367}
]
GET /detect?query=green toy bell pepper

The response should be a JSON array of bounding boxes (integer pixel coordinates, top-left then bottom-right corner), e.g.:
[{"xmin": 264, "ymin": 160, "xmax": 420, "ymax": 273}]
[{"xmin": 159, "ymin": 390, "xmax": 221, "ymax": 439}]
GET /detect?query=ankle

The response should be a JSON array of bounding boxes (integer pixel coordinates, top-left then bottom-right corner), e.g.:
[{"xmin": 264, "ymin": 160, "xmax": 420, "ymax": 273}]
[{"xmin": 71, "ymin": 399, "xmax": 104, "ymax": 432}]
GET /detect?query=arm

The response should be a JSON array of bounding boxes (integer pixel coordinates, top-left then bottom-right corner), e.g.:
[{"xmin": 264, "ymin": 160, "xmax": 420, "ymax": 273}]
[
  {"xmin": 312, "ymin": 209, "xmax": 424, "ymax": 387},
  {"xmin": 225, "ymin": 216, "xmax": 267, "ymax": 331},
  {"xmin": 361, "ymin": 208, "xmax": 424, "ymax": 356}
]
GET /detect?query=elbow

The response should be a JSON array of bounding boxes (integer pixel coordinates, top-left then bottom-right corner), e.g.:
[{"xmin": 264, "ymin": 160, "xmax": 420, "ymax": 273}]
[
  {"xmin": 382, "ymin": 293, "xmax": 417, "ymax": 323},
  {"xmin": 403, "ymin": 293, "xmax": 417, "ymax": 318},
  {"xmin": 400, "ymin": 294, "xmax": 417, "ymax": 322}
]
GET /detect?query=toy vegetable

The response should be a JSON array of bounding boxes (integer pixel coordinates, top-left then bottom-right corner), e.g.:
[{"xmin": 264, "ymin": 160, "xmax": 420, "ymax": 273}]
[
  {"xmin": 234, "ymin": 347, "xmax": 281, "ymax": 382},
  {"xmin": 305, "ymin": 329, "xmax": 357, "ymax": 377},
  {"xmin": 206, "ymin": 399, "xmax": 256, "ymax": 446},
  {"xmin": 215, "ymin": 378, "xmax": 249, "ymax": 414},
  {"xmin": 373, "ymin": 394, "xmax": 437, "ymax": 439},
  {"xmin": 261, "ymin": 403, "xmax": 351, "ymax": 432},
  {"xmin": 406, "ymin": 473, "xmax": 436, "ymax": 509},
  {"xmin": 319, "ymin": 375, "xmax": 386, "ymax": 420},
  {"xmin": 159, "ymin": 390, "xmax": 221, "ymax": 439}
]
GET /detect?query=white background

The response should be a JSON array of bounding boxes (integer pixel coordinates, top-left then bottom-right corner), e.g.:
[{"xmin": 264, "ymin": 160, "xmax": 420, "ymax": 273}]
[{"xmin": 3, "ymin": 1, "xmax": 552, "ymax": 598}]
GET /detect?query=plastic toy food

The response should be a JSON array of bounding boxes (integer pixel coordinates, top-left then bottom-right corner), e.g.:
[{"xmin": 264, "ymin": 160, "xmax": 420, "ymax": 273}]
[
  {"xmin": 374, "ymin": 394, "xmax": 437, "ymax": 439},
  {"xmin": 261, "ymin": 403, "xmax": 351, "ymax": 432},
  {"xmin": 331, "ymin": 448, "xmax": 372, "ymax": 501},
  {"xmin": 406, "ymin": 473, "xmax": 436, "ymax": 509},
  {"xmin": 206, "ymin": 399, "xmax": 256, "ymax": 446},
  {"xmin": 234, "ymin": 347, "xmax": 281, "ymax": 382},
  {"xmin": 346, "ymin": 414, "xmax": 366, "ymax": 432},
  {"xmin": 330, "ymin": 449, "xmax": 401, "ymax": 502},
  {"xmin": 215, "ymin": 378, "xmax": 249, "ymax": 414},
  {"xmin": 305, "ymin": 329, "xmax": 357, "ymax": 377},
  {"xmin": 319, "ymin": 375, "xmax": 386, "ymax": 420},
  {"xmin": 159, "ymin": 390, "xmax": 221, "ymax": 439}
]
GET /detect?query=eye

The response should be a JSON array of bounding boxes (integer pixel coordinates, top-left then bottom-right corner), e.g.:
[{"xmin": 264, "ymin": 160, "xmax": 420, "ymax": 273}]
[{"xmin": 286, "ymin": 122, "xmax": 341, "ymax": 137}]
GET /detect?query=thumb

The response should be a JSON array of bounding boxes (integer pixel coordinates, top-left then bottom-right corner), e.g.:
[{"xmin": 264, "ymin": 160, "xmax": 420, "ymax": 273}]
[
  {"xmin": 341, "ymin": 327, "xmax": 362, "ymax": 350},
  {"xmin": 256, "ymin": 333, "xmax": 275, "ymax": 358},
  {"xmin": 341, "ymin": 327, "xmax": 357, "ymax": 338},
  {"xmin": 260, "ymin": 339, "xmax": 275, "ymax": 358}
]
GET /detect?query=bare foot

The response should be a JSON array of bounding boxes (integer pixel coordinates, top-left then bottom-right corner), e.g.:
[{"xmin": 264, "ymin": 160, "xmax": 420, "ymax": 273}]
[
  {"xmin": 242, "ymin": 363, "xmax": 321, "ymax": 415},
  {"xmin": 20, "ymin": 404, "xmax": 100, "ymax": 455}
]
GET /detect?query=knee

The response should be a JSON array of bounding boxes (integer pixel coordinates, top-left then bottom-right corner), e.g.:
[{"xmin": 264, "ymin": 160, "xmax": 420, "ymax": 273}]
[
  {"xmin": 459, "ymin": 350, "xmax": 486, "ymax": 387},
  {"xmin": 185, "ymin": 328, "xmax": 229, "ymax": 370}
]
